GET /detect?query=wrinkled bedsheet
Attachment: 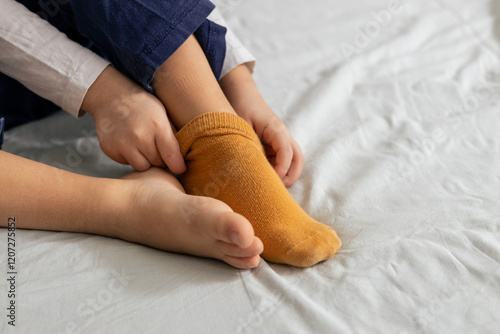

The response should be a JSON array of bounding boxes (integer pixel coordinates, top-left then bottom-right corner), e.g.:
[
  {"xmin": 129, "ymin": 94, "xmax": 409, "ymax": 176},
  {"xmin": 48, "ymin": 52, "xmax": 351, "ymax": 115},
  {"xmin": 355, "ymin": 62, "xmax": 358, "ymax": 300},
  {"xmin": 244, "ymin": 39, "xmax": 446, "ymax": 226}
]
[{"xmin": 1, "ymin": 0, "xmax": 500, "ymax": 332}]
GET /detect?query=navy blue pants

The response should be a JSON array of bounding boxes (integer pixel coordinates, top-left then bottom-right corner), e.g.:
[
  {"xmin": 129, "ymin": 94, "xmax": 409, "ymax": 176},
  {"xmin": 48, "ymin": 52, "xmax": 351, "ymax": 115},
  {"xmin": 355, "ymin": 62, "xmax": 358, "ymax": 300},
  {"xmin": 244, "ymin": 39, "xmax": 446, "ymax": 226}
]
[{"xmin": 0, "ymin": 0, "xmax": 226, "ymax": 148}]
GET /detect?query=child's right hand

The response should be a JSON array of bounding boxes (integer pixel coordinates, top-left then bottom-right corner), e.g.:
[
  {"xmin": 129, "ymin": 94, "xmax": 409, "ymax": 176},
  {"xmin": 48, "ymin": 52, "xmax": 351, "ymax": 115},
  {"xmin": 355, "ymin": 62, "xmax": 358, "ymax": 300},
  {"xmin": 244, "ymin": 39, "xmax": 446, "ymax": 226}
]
[{"xmin": 81, "ymin": 66, "xmax": 186, "ymax": 174}]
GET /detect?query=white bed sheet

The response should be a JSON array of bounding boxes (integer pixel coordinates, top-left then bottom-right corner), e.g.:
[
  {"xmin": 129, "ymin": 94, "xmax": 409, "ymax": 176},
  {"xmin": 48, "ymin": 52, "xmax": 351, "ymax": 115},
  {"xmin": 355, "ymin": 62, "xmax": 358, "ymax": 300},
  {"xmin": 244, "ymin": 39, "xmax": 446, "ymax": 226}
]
[{"xmin": 1, "ymin": 0, "xmax": 500, "ymax": 333}]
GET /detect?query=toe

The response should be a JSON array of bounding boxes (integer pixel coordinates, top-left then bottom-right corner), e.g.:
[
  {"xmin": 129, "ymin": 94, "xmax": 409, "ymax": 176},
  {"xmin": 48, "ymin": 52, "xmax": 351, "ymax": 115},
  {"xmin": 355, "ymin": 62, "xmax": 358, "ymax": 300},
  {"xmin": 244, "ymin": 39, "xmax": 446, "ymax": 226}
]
[
  {"xmin": 213, "ymin": 212, "xmax": 256, "ymax": 249},
  {"xmin": 223, "ymin": 255, "xmax": 262, "ymax": 269},
  {"xmin": 218, "ymin": 237, "xmax": 264, "ymax": 258}
]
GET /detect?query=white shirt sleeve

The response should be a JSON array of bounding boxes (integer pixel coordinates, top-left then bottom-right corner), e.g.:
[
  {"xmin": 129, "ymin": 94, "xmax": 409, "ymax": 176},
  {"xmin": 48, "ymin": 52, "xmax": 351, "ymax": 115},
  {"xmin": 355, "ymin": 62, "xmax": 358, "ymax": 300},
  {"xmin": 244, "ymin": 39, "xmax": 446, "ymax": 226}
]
[
  {"xmin": 207, "ymin": 7, "xmax": 256, "ymax": 78},
  {"xmin": 0, "ymin": 0, "xmax": 110, "ymax": 118}
]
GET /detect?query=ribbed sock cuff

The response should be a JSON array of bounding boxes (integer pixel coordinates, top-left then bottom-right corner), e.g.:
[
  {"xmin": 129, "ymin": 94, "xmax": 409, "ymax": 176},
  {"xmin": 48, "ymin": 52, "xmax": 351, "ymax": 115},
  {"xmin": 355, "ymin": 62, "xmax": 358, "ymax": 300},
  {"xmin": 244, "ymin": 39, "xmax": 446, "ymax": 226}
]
[{"xmin": 175, "ymin": 112, "xmax": 261, "ymax": 157}]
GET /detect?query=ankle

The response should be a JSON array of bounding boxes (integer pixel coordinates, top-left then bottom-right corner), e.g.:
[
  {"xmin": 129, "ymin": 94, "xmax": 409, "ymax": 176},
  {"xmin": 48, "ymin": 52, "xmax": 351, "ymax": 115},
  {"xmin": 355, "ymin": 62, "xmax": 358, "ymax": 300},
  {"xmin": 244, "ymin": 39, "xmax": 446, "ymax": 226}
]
[{"xmin": 154, "ymin": 72, "xmax": 236, "ymax": 128}]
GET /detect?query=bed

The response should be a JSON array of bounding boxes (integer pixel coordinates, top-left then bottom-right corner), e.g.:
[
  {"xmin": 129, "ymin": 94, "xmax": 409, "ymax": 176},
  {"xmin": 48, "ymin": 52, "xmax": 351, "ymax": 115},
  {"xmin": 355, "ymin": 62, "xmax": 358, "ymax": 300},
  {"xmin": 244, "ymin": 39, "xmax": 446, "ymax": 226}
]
[{"xmin": 1, "ymin": 0, "xmax": 500, "ymax": 332}]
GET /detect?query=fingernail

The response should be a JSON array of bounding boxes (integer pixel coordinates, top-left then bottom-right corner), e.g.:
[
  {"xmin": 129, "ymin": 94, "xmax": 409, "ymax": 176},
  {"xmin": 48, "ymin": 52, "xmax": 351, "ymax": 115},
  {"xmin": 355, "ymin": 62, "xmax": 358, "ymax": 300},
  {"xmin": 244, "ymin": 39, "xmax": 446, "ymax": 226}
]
[{"xmin": 231, "ymin": 231, "xmax": 243, "ymax": 248}]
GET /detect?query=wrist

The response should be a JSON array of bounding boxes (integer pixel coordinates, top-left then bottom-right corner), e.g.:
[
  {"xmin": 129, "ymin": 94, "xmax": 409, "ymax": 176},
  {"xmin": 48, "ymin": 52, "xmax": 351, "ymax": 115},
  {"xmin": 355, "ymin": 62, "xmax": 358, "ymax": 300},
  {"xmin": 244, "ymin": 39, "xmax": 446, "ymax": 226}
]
[
  {"xmin": 81, "ymin": 65, "xmax": 112, "ymax": 116},
  {"xmin": 81, "ymin": 66, "xmax": 140, "ymax": 118}
]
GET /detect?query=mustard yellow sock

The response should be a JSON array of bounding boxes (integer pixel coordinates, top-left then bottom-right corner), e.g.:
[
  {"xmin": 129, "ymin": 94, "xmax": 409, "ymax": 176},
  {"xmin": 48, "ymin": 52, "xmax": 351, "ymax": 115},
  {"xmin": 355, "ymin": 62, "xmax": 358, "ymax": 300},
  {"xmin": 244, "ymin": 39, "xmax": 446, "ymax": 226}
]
[{"xmin": 175, "ymin": 112, "xmax": 341, "ymax": 267}]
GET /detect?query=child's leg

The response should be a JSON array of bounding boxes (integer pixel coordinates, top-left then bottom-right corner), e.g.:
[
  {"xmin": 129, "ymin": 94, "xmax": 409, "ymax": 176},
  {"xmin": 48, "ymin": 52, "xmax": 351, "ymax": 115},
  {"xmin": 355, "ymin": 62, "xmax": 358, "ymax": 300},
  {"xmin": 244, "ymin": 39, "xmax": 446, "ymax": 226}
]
[
  {"xmin": 152, "ymin": 35, "xmax": 235, "ymax": 127},
  {"xmin": 0, "ymin": 150, "xmax": 262, "ymax": 269},
  {"xmin": 152, "ymin": 36, "xmax": 341, "ymax": 267}
]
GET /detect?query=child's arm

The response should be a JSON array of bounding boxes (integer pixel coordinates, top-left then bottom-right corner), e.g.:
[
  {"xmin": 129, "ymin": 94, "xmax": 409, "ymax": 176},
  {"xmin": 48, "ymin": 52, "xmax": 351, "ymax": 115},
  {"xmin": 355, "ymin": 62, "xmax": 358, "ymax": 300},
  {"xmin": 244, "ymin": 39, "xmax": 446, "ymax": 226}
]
[
  {"xmin": 0, "ymin": 0, "xmax": 109, "ymax": 118},
  {"xmin": 219, "ymin": 64, "xmax": 305, "ymax": 187},
  {"xmin": 0, "ymin": 0, "xmax": 185, "ymax": 173}
]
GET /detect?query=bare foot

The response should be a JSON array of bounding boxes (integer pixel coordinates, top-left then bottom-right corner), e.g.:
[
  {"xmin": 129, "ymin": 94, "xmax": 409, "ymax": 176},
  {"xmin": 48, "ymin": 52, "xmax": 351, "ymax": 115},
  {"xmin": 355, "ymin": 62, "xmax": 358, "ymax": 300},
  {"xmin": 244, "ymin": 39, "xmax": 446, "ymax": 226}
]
[{"xmin": 115, "ymin": 168, "xmax": 263, "ymax": 269}]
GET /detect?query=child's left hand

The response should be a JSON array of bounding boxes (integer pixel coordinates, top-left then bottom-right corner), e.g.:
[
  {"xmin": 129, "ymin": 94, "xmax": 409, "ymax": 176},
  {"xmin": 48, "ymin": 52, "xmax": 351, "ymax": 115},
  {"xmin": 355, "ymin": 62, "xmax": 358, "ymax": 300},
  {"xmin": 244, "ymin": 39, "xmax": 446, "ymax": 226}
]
[
  {"xmin": 220, "ymin": 65, "xmax": 304, "ymax": 187},
  {"xmin": 241, "ymin": 105, "xmax": 305, "ymax": 187}
]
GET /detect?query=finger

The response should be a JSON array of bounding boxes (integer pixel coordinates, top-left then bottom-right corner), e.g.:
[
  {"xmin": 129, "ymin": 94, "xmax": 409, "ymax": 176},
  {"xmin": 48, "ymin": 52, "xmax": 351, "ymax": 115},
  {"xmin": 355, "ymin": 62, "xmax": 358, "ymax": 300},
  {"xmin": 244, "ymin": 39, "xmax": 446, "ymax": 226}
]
[
  {"xmin": 156, "ymin": 123, "xmax": 187, "ymax": 174},
  {"xmin": 122, "ymin": 149, "xmax": 151, "ymax": 171},
  {"xmin": 261, "ymin": 121, "xmax": 293, "ymax": 179},
  {"xmin": 282, "ymin": 139, "xmax": 305, "ymax": 187},
  {"xmin": 270, "ymin": 134, "xmax": 293, "ymax": 179},
  {"xmin": 139, "ymin": 138, "xmax": 167, "ymax": 168},
  {"xmin": 104, "ymin": 150, "xmax": 128, "ymax": 165}
]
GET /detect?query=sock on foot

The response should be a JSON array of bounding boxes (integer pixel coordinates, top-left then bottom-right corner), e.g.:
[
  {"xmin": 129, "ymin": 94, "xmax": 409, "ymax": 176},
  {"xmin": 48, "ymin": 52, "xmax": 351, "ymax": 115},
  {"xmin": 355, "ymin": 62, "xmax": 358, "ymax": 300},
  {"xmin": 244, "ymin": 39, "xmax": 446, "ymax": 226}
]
[{"xmin": 175, "ymin": 112, "xmax": 341, "ymax": 267}]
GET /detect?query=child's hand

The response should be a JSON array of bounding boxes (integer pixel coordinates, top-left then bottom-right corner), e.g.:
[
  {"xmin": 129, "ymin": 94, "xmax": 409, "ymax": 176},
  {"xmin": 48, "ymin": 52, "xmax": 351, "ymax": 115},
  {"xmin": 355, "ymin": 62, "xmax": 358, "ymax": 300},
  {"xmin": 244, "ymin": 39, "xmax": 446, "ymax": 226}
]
[
  {"xmin": 220, "ymin": 65, "xmax": 305, "ymax": 187},
  {"xmin": 82, "ymin": 66, "xmax": 186, "ymax": 174},
  {"xmin": 241, "ymin": 104, "xmax": 305, "ymax": 187}
]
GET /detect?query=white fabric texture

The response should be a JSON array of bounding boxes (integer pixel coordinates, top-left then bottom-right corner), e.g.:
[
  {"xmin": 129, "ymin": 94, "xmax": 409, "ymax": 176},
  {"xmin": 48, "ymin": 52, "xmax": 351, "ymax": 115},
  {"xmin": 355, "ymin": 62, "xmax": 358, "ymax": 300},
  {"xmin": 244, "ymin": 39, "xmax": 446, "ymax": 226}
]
[
  {"xmin": 1, "ymin": 0, "xmax": 500, "ymax": 333},
  {"xmin": 208, "ymin": 8, "xmax": 256, "ymax": 77}
]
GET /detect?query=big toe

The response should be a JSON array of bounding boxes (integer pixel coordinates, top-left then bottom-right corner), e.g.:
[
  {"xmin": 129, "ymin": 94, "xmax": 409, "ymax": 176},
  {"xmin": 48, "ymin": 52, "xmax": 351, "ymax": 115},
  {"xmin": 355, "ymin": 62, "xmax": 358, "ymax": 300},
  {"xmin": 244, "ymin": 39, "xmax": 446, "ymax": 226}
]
[
  {"xmin": 209, "ymin": 211, "xmax": 264, "ymax": 269},
  {"xmin": 212, "ymin": 211, "xmax": 258, "ymax": 249}
]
